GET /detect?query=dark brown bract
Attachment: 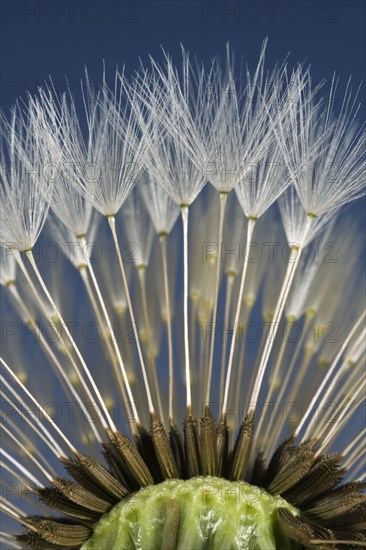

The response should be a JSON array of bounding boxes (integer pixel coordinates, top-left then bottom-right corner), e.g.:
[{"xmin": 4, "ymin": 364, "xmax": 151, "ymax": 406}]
[{"xmin": 17, "ymin": 409, "xmax": 366, "ymax": 549}]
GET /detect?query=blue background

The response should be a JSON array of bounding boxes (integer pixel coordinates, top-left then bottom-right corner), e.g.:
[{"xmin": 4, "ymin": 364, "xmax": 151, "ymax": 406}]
[{"xmin": 1, "ymin": 0, "xmax": 365, "ymax": 112}]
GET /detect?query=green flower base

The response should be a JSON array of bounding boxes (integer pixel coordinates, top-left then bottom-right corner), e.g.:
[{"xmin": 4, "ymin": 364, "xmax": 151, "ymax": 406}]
[{"xmin": 82, "ymin": 477, "xmax": 300, "ymax": 549}]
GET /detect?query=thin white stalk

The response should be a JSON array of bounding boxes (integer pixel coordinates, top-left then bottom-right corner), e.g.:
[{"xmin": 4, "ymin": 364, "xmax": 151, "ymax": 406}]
[
  {"xmin": 222, "ymin": 217, "xmax": 256, "ymax": 417},
  {"xmin": 306, "ymin": 361, "xmax": 362, "ymax": 444},
  {"xmin": 1, "ymin": 423, "xmax": 53, "ymax": 483},
  {"xmin": 244, "ymin": 323, "xmax": 268, "ymax": 409},
  {"xmin": 219, "ymin": 272, "xmax": 235, "ymax": 405},
  {"xmin": 342, "ymin": 428, "xmax": 366, "ymax": 470},
  {"xmin": 0, "ymin": 531, "xmax": 22, "ymax": 549},
  {"xmin": 0, "ymin": 358, "xmax": 75, "ymax": 456},
  {"xmin": 0, "ymin": 503, "xmax": 24, "ymax": 524},
  {"xmin": 274, "ymin": 312, "xmax": 314, "ymax": 402},
  {"xmin": 1, "ymin": 452, "xmax": 42, "ymax": 488},
  {"xmin": 0, "ymin": 462, "xmax": 34, "ymax": 507},
  {"xmin": 0, "ymin": 498, "xmax": 25, "ymax": 519},
  {"xmin": 328, "ymin": 363, "xmax": 363, "ymax": 413},
  {"xmin": 181, "ymin": 205, "xmax": 192, "ymax": 412},
  {"xmin": 0, "ymin": 541, "xmax": 20, "ymax": 550},
  {"xmin": 79, "ymin": 267, "xmax": 131, "ymax": 418},
  {"xmin": 308, "ymin": 332, "xmax": 366, "ymax": 434},
  {"xmin": 343, "ymin": 426, "xmax": 366, "ymax": 457},
  {"xmin": 137, "ymin": 268, "xmax": 151, "ymax": 348},
  {"xmin": 295, "ymin": 309, "xmax": 366, "ymax": 438},
  {"xmin": 354, "ymin": 466, "xmax": 366, "ymax": 483},
  {"xmin": 107, "ymin": 215, "xmax": 155, "ymax": 415},
  {"xmin": 266, "ymin": 347, "xmax": 314, "ymax": 457},
  {"xmin": 3, "ymin": 414, "xmax": 56, "ymax": 475},
  {"xmin": 1, "ymin": 464, "xmax": 67, "ymax": 517},
  {"xmin": 1, "ymin": 453, "xmax": 53, "ymax": 514},
  {"xmin": 79, "ymin": 236, "xmax": 140, "ymax": 424},
  {"xmin": 0, "ymin": 500, "xmax": 38, "ymax": 531},
  {"xmin": 1, "ymin": 394, "xmax": 59, "ymax": 468},
  {"xmin": 160, "ymin": 234, "xmax": 175, "ymax": 420},
  {"xmin": 200, "ymin": 259, "xmax": 216, "ymax": 407},
  {"xmin": 205, "ymin": 192, "xmax": 227, "ymax": 405},
  {"xmin": 249, "ymin": 214, "xmax": 314, "ymax": 414},
  {"xmin": 13, "ymin": 255, "xmax": 107, "ymax": 441},
  {"xmin": 1, "ymin": 382, "xmax": 62, "ymax": 459},
  {"xmin": 263, "ymin": 320, "xmax": 315, "ymax": 450},
  {"xmin": 315, "ymin": 377, "xmax": 365, "ymax": 455},
  {"xmin": 137, "ymin": 266, "xmax": 165, "ymax": 423},
  {"xmin": 190, "ymin": 295, "xmax": 199, "ymax": 367},
  {"xmin": 23, "ymin": 250, "xmax": 117, "ymax": 433},
  {"xmin": 269, "ymin": 318, "xmax": 292, "ymax": 390},
  {"xmin": 233, "ymin": 301, "xmax": 254, "ymax": 413},
  {"xmin": 191, "ymin": 296, "xmax": 200, "ymax": 411},
  {"xmin": 254, "ymin": 326, "xmax": 291, "ymax": 446},
  {"xmin": 200, "ymin": 325, "xmax": 210, "ymax": 408},
  {"xmin": 8, "ymin": 284, "xmax": 103, "ymax": 444},
  {"xmin": 7, "ymin": 285, "xmax": 32, "ymax": 324}
]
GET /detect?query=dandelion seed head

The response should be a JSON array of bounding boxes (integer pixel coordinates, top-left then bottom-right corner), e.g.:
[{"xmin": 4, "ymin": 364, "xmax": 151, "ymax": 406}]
[{"xmin": 1, "ymin": 43, "xmax": 365, "ymax": 550}]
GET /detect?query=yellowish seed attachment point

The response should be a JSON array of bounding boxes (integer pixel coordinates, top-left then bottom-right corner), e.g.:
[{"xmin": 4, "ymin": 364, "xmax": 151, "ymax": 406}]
[
  {"xmin": 270, "ymin": 379, "xmax": 280, "ymax": 392},
  {"xmin": 244, "ymin": 294, "xmax": 255, "ymax": 307},
  {"xmin": 139, "ymin": 330, "xmax": 148, "ymax": 343},
  {"xmin": 318, "ymin": 325, "xmax": 327, "ymax": 336},
  {"xmin": 49, "ymin": 408, "xmax": 57, "ymax": 420},
  {"xmin": 104, "ymin": 397, "xmax": 114, "ymax": 410},
  {"xmin": 227, "ymin": 418, "xmax": 236, "ymax": 432},
  {"xmin": 18, "ymin": 372, "xmax": 28, "ymax": 384},
  {"xmin": 69, "ymin": 372, "xmax": 81, "ymax": 386},
  {"xmin": 317, "ymin": 358, "xmax": 329, "ymax": 369},
  {"xmin": 61, "ymin": 342, "xmax": 73, "ymax": 354},
  {"xmin": 114, "ymin": 304, "xmax": 127, "ymax": 315},
  {"xmin": 287, "ymin": 314, "xmax": 297, "ymax": 323},
  {"xmin": 306, "ymin": 307, "xmax": 316, "ymax": 318},
  {"xmin": 127, "ymin": 373, "xmax": 136, "ymax": 384},
  {"xmin": 81, "ymin": 432, "xmax": 95, "ymax": 445}
]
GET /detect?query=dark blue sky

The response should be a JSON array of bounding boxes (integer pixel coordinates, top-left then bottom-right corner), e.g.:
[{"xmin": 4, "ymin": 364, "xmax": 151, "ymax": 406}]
[{"xmin": 1, "ymin": 0, "xmax": 365, "ymax": 110}]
